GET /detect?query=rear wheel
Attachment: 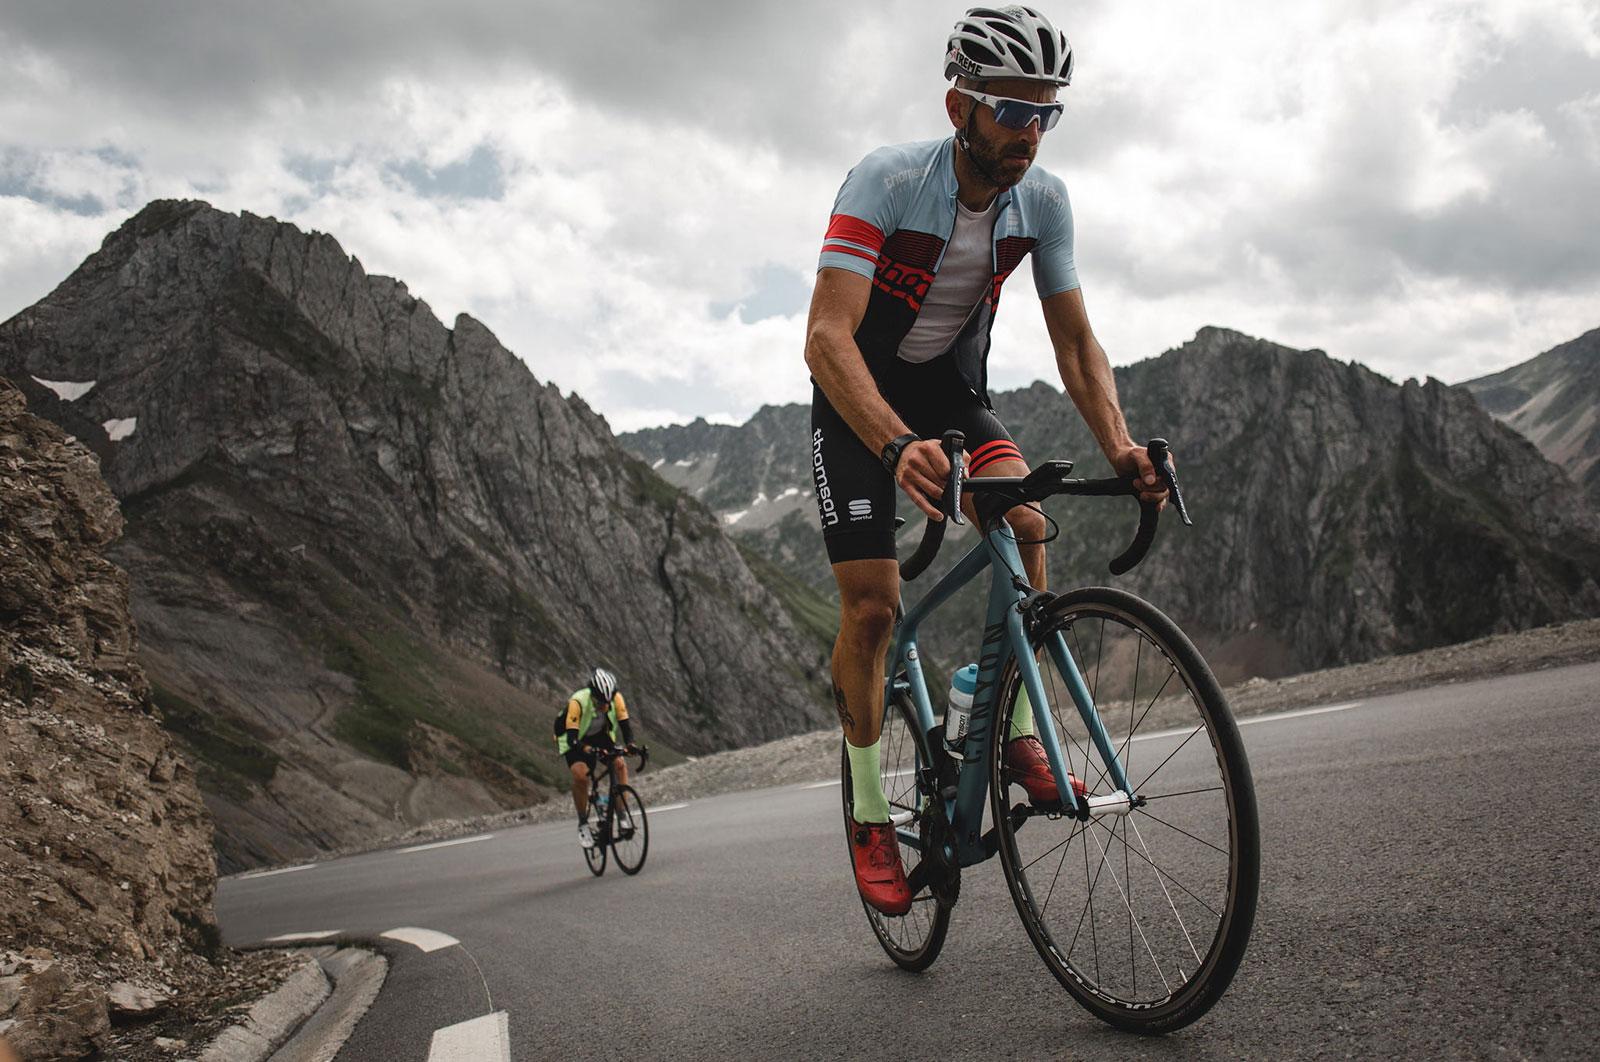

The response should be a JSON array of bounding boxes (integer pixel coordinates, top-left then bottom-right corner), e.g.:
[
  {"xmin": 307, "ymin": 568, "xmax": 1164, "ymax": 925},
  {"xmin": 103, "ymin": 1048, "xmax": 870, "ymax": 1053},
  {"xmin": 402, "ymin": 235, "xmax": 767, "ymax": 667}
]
[
  {"xmin": 841, "ymin": 687, "xmax": 952, "ymax": 971},
  {"xmin": 990, "ymin": 586, "xmax": 1259, "ymax": 1033},
  {"xmin": 611, "ymin": 785, "xmax": 649, "ymax": 875}
]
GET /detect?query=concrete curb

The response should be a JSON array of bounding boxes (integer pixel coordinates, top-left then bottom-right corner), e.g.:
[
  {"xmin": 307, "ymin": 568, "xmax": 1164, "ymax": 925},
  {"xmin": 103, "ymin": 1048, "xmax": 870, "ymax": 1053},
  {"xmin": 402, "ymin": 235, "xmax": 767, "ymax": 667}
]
[
  {"xmin": 269, "ymin": 948, "xmax": 386, "ymax": 1062},
  {"xmin": 196, "ymin": 955, "xmax": 328, "ymax": 1062},
  {"xmin": 192, "ymin": 947, "xmax": 385, "ymax": 1062}
]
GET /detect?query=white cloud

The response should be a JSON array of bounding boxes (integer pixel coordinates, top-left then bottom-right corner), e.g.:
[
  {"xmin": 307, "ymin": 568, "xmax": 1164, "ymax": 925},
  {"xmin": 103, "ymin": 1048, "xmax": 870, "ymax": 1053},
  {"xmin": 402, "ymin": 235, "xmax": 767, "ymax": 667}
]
[{"xmin": 1, "ymin": 0, "xmax": 1597, "ymax": 431}]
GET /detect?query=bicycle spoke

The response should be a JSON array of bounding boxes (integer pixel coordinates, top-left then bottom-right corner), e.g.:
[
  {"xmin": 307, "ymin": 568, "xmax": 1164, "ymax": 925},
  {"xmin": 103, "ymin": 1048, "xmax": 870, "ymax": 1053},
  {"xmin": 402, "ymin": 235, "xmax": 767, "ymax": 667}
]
[
  {"xmin": 1129, "ymin": 816, "xmax": 1204, "ymax": 966},
  {"xmin": 1114, "ymin": 650, "xmax": 1175, "ymax": 761},
  {"xmin": 1086, "ymin": 820, "xmax": 1172, "ymax": 995},
  {"xmin": 1021, "ymin": 818, "xmax": 1085, "ymax": 873},
  {"xmin": 1140, "ymin": 785, "xmax": 1223, "ymax": 802},
  {"xmin": 1134, "ymin": 807, "xmax": 1229, "ymax": 857},
  {"xmin": 1096, "ymin": 821, "xmax": 1222, "ymax": 918},
  {"xmin": 1134, "ymin": 722, "xmax": 1206, "ymax": 792},
  {"xmin": 1039, "ymin": 819, "xmax": 1080, "ymax": 918}
]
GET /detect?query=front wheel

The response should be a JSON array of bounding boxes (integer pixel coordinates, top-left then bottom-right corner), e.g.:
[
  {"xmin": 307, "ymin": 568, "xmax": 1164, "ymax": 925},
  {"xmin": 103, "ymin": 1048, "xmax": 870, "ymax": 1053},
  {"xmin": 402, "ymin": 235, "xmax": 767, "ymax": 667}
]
[
  {"xmin": 583, "ymin": 827, "xmax": 607, "ymax": 877},
  {"xmin": 990, "ymin": 586, "xmax": 1259, "ymax": 1033},
  {"xmin": 610, "ymin": 785, "xmax": 649, "ymax": 875},
  {"xmin": 840, "ymin": 687, "xmax": 952, "ymax": 971}
]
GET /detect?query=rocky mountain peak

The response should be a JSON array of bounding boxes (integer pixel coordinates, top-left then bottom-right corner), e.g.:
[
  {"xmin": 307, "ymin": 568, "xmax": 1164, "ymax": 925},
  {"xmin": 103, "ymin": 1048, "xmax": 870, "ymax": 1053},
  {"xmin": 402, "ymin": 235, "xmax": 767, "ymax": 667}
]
[
  {"xmin": 1, "ymin": 200, "xmax": 832, "ymax": 869},
  {"xmin": 626, "ymin": 325, "xmax": 1600, "ymax": 683}
]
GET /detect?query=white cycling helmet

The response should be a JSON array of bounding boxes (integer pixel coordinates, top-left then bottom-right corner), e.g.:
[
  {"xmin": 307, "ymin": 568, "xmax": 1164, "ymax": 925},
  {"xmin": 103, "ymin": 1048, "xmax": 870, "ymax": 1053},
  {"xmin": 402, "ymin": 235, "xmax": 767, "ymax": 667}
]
[
  {"xmin": 945, "ymin": 5, "xmax": 1073, "ymax": 86},
  {"xmin": 589, "ymin": 667, "xmax": 618, "ymax": 703}
]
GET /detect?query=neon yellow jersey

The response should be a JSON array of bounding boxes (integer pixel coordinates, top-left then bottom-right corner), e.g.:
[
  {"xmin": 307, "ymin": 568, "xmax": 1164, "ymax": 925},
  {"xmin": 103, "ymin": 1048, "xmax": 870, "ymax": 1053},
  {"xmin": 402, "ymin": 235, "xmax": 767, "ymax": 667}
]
[{"xmin": 556, "ymin": 689, "xmax": 629, "ymax": 754}]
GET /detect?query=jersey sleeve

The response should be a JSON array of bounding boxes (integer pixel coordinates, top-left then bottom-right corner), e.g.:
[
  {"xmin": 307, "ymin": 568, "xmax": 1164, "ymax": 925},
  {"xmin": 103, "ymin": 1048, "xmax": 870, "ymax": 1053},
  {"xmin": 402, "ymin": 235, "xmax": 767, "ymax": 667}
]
[
  {"xmin": 817, "ymin": 149, "xmax": 902, "ymax": 280},
  {"xmin": 611, "ymin": 692, "xmax": 629, "ymax": 721},
  {"xmin": 564, "ymin": 697, "xmax": 583, "ymax": 731},
  {"xmin": 1029, "ymin": 171, "xmax": 1080, "ymax": 298}
]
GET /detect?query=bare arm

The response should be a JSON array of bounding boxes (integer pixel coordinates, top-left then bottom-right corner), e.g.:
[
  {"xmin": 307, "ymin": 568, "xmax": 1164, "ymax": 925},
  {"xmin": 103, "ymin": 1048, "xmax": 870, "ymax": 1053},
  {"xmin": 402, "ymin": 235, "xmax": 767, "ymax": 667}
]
[
  {"xmin": 1042, "ymin": 288, "xmax": 1166, "ymax": 503},
  {"xmin": 804, "ymin": 268, "xmax": 951, "ymax": 519}
]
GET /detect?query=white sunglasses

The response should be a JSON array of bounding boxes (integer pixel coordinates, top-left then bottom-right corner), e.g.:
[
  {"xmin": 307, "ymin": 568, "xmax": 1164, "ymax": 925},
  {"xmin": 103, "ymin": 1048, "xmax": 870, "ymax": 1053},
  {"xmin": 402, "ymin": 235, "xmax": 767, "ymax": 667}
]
[{"xmin": 954, "ymin": 86, "xmax": 1064, "ymax": 132}]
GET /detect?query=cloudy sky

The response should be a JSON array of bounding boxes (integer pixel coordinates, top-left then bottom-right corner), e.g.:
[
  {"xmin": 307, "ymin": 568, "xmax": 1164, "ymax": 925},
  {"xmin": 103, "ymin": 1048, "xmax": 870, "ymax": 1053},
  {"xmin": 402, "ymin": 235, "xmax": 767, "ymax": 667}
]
[{"xmin": 2, "ymin": 1, "xmax": 1597, "ymax": 430}]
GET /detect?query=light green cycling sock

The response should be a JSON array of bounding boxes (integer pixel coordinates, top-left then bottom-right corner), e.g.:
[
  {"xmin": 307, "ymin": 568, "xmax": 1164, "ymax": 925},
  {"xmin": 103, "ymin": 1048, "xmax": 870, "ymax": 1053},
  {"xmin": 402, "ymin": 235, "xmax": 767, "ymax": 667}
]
[
  {"xmin": 847, "ymin": 739, "xmax": 890, "ymax": 823},
  {"xmin": 1009, "ymin": 685, "xmax": 1035, "ymax": 740}
]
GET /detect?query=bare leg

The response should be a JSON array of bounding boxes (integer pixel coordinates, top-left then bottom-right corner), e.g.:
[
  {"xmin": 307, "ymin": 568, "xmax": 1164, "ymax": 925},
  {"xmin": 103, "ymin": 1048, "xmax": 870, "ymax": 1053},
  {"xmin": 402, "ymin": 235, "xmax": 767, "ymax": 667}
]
[
  {"xmin": 829, "ymin": 558, "xmax": 900, "ymax": 748},
  {"xmin": 570, "ymin": 761, "xmax": 590, "ymax": 818},
  {"xmin": 961, "ymin": 457, "xmax": 1047, "ymax": 588}
]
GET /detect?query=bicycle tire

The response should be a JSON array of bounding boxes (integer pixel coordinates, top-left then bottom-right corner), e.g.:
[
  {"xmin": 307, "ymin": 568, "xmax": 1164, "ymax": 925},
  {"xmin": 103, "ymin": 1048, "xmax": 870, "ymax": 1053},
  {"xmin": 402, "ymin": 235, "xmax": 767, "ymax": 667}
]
[
  {"xmin": 840, "ymin": 689, "xmax": 952, "ymax": 971},
  {"xmin": 610, "ymin": 785, "xmax": 649, "ymax": 875},
  {"xmin": 990, "ymin": 586, "xmax": 1259, "ymax": 1033},
  {"xmin": 583, "ymin": 832, "xmax": 607, "ymax": 877}
]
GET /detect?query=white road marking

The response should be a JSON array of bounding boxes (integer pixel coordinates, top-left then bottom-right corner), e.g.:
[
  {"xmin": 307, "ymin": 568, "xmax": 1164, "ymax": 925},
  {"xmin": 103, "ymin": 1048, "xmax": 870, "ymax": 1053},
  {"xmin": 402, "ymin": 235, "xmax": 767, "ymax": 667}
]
[
  {"xmin": 235, "ymin": 863, "xmax": 314, "ymax": 880},
  {"xmin": 428, "ymin": 1011, "xmax": 511, "ymax": 1062},
  {"xmin": 651, "ymin": 803, "xmax": 690, "ymax": 813},
  {"xmin": 1131, "ymin": 701, "xmax": 1365, "ymax": 743},
  {"xmin": 381, "ymin": 927, "xmax": 460, "ymax": 953},
  {"xmin": 805, "ymin": 766, "xmax": 915, "ymax": 790},
  {"xmin": 398, "ymin": 834, "xmax": 494, "ymax": 854},
  {"xmin": 261, "ymin": 930, "xmax": 340, "ymax": 943},
  {"xmin": 1238, "ymin": 701, "xmax": 1364, "ymax": 726}
]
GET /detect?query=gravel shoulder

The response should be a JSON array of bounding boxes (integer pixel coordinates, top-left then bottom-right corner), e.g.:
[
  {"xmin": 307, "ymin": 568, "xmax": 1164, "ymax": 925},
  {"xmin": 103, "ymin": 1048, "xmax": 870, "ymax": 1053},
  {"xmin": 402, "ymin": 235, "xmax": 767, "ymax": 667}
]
[{"xmin": 245, "ymin": 617, "xmax": 1600, "ymax": 865}]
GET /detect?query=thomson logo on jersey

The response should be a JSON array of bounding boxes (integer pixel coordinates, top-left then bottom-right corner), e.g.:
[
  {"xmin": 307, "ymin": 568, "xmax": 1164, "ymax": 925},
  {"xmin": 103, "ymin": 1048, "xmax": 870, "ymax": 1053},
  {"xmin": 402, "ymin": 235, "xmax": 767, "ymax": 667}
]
[
  {"xmin": 848, "ymin": 499, "xmax": 872, "ymax": 521},
  {"xmin": 813, "ymin": 428, "xmax": 838, "ymax": 528}
]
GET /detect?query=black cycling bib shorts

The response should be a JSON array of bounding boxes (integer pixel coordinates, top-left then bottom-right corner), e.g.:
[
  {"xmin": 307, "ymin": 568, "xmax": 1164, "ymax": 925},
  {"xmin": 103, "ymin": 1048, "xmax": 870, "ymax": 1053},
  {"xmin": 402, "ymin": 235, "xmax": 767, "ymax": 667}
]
[{"xmin": 810, "ymin": 354, "xmax": 1024, "ymax": 565}]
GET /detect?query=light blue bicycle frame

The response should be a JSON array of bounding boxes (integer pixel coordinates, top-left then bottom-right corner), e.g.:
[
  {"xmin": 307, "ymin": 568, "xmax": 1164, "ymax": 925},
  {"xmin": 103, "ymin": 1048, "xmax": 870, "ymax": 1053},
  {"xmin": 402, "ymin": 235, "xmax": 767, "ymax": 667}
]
[{"xmin": 888, "ymin": 524, "xmax": 1136, "ymax": 867}]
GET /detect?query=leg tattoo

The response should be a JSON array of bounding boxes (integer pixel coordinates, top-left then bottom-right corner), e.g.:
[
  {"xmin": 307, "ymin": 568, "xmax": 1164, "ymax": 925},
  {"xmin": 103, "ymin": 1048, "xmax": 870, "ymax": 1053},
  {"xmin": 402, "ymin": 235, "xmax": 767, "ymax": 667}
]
[{"xmin": 832, "ymin": 682, "xmax": 855, "ymax": 729}]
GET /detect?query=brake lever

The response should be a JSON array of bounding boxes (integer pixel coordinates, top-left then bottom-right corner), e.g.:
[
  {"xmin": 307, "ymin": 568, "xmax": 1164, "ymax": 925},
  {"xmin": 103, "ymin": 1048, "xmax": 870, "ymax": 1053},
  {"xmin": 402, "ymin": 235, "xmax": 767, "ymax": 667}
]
[
  {"xmin": 943, "ymin": 429, "xmax": 966, "ymax": 526},
  {"xmin": 1146, "ymin": 438, "xmax": 1192, "ymax": 527}
]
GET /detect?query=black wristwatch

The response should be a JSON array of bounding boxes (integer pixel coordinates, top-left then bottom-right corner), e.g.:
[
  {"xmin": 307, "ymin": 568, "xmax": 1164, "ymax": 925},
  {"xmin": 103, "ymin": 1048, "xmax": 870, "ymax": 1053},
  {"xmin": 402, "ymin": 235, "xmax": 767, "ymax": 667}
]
[{"xmin": 881, "ymin": 433, "xmax": 920, "ymax": 474}]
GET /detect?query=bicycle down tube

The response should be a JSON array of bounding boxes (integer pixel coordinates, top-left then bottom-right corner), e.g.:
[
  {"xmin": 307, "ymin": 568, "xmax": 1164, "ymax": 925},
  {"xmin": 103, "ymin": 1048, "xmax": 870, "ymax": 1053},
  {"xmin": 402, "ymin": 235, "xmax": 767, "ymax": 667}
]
[{"xmin": 887, "ymin": 522, "xmax": 1135, "ymax": 867}]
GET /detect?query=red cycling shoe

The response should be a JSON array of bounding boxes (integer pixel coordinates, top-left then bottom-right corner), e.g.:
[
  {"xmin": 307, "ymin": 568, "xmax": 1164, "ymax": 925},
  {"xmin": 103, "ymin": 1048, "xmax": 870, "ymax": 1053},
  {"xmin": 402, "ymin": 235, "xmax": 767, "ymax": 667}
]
[
  {"xmin": 1003, "ymin": 735, "xmax": 1088, "ymax": 807},
  {"xmin": 850, "ymin": 818, "xmax": 912, "ymax": 916}
]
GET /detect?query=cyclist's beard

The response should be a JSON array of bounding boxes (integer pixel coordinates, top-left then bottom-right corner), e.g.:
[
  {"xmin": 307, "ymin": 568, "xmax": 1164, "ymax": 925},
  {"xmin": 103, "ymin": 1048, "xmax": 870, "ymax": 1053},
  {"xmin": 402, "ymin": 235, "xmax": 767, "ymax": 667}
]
[{"xmin": 961, "ymin": 124, "xmax": 1034, "ymax": 189}]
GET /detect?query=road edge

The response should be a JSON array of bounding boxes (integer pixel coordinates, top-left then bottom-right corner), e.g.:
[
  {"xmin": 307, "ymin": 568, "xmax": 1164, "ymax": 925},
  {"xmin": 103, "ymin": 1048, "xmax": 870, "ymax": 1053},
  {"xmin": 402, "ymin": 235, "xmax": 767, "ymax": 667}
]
[{"xmin": 196, "ymin": 947, "xmax": 384, "ymax": 1062}]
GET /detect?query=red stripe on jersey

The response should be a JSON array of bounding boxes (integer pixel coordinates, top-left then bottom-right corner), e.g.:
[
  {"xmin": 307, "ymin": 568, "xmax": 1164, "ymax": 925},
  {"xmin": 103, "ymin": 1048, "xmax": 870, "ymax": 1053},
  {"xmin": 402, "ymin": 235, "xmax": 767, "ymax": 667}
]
[
  {"xmin": 824, "ymin": 215, "xmax": 886, "ymax": 255},
  {"xmin": 821, "ymin": 242, "xmax": 879, "ymax": 264}
]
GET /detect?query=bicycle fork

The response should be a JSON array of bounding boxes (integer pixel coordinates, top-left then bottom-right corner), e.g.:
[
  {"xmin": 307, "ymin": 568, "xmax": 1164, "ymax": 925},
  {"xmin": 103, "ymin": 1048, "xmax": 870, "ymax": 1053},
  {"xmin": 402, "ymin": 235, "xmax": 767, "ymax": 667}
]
[{"xmin": 1009, "ymin": 610, "xmax": 1138, "ymax": 817}]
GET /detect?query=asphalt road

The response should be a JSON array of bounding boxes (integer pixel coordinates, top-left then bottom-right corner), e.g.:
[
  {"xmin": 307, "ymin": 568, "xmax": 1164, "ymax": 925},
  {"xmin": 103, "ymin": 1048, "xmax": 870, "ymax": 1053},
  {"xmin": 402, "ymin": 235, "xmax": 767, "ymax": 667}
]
[{"xmin": 217, "ymin": 661, "xmax": 1600, "ymax": 1060}]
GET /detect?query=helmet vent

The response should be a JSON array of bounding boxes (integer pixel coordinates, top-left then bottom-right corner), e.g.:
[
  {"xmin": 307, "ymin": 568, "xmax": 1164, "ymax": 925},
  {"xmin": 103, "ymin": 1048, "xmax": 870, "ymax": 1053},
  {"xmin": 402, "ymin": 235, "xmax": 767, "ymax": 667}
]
[{"xmin": 964, "ymin": 41, "xmax": 1002, "ymax": 68}]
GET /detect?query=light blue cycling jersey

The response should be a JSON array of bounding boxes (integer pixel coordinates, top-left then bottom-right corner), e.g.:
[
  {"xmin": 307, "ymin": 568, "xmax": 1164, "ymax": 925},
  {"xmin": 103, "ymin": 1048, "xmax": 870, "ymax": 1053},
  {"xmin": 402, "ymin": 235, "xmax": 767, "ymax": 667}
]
[{"xmin": 817, "ymin": 136, "xmax": 1079, "ymax": 402}]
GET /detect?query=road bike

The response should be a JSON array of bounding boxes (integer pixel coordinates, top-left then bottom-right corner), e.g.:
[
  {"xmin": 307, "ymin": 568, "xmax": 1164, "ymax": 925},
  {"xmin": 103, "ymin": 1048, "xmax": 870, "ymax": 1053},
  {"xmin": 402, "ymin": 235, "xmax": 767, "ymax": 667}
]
[
  {"xmin": 581, "ymin": 744, "xmax": 650, "ymax": 877},
  {"xmin": 841, "ymin": 433, "xmax": 1259, "ymax": 1033}
]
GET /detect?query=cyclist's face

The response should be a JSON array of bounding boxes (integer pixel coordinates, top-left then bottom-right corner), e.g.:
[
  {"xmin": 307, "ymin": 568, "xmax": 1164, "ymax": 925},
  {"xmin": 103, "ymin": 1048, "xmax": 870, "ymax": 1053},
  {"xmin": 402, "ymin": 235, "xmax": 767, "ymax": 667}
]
[{"xmin": 955, "ymin": 78, "xmax": 1058, "ymax": 187}]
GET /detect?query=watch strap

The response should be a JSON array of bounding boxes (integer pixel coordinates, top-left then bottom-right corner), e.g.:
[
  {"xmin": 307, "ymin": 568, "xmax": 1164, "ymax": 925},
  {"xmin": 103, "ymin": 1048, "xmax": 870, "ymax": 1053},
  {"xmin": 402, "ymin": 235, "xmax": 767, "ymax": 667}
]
[{"xmin": 881, "ymin": 432, "xmax": 920, "ymax": 474}]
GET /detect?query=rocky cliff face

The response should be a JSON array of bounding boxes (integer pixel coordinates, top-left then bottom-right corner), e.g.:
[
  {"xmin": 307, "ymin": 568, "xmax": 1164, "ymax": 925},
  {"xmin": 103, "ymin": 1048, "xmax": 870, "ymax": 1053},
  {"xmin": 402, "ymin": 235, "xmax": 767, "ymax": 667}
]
[
  {"xmin": 1, "ymin": 375, "xmax": 216, "ymax": 1059},
  {"xmin": 1462, "ymin": 326, "xmax": 1600, "ymax": 508},
  {"xmin": 624, "ymin": 327, "xmax": 1600, "ymax": 682},
  {"xmin": 0, "ymin": 201, "xmax": 831, "ymax": 870}
]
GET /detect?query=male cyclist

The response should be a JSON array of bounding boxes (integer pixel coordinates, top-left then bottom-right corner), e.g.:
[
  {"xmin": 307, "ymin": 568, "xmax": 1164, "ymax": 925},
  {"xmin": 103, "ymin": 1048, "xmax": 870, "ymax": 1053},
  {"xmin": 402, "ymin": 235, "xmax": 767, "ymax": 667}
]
[
  {"xmin": 559, "ymin": 667, "xmax": 637, "ymax": 849},
  {"xmin": 805, "ymin": 6, "xmax": 1168, "ymax": 915}
]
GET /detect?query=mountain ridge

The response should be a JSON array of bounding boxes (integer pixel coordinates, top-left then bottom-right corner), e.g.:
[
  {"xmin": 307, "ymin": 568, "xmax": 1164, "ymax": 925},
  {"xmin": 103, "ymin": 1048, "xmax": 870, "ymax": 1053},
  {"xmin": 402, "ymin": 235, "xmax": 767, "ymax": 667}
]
[
  {"xmin": 1, "ymin": 199, "xmax": 833, "ymax": 869},
  {"xmin": 1461, "ymin": 326, "xmax": 1600, "ymax": 507},
  {"xmin": 624, "ymin": 325, "xmax": 1600, "ymax": 682}
]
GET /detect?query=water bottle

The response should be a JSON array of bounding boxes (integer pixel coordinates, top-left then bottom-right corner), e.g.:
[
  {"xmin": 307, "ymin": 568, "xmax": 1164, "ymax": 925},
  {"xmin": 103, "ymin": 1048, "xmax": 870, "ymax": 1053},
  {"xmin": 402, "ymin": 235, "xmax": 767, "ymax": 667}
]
[
  {"xmin": 945, "ymin": 664, "xmax": 979, "ymax": 756},
  {"xmin": 596, "ymin": 790, "xmax": 610, "ymax": 815}
]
